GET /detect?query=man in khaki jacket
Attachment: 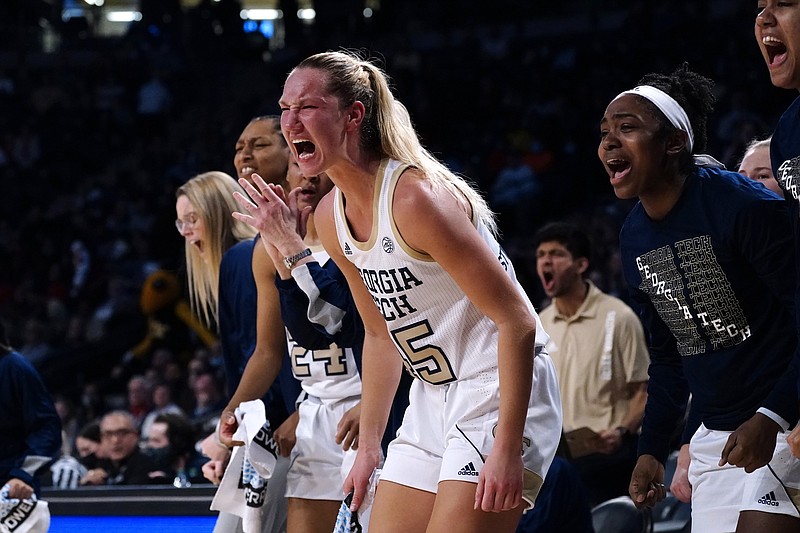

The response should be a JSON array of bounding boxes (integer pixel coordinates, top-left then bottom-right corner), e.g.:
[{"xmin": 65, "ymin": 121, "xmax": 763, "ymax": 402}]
[{"xmin": 535, "ymin": 221, "xmax": 649, "ymax": 505}]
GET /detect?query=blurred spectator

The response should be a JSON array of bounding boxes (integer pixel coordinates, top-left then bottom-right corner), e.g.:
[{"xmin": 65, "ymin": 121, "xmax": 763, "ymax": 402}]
[
  {"xmin": 19, "ymin": 318, "xmax": 53, "ymax": 367},
  {"xmin": 142, "ymin": 348, "xmax": 178, "ymax": 385},
  {"xmin": 126, "ymin": 375, "xmax": 152, "ymax": 428},
  {"xmin": 188, "ymin": 372, "xmax": 224, "ymax": 436},
  {"xmin": 49, "ymin": 416, "xmax": 97, "ymax": 491},
  {"xmin": 143, "ymin": 412, "xmax": 205, "ymax": 487},
  {"xmin": 150, "ymin": 347, "xmax": 176, "ymax": 375},
  {"xmin": 84, "ymin": 276, "xmax": 139, "ymax": 344},
  {"xmin": 490, "ymin": 151, "xmax": 542, "ymax": 237},
  {"xmin": 136, "ymin": 69, "xmax": 172, "ymax": 138},
  {"xmin": 78, "ymin": 382, "xmax": 106, "ymax": 428},
  {"xmin": 140, "ymin": 381, "xmax": 184, "ymax": 440},
  {"xmin": 162, "ymin": 360, "xmax": 187, "ymax": 404},
  {"xmin": 715, "ymin": 90, "xmax": 768, "ymax": 169},
  {"xmin": 74, "ymin": 421, "xmax": 103, "ymax": 464},
  {"xmin": 737, "ymin": 136, "xmax": 781, "ymax": 196},
  {"xmin": 179, "ymin": 350, "xmax": 213, "ymax": 411},
  {"xmin": 68, "ymin": 240, "xmax": 93, "ymax": 303},
  {"xmin": 50, "ymin": 418, "xmax": 102, "ymax": 489},
  {"xmin": 53, "ymin": 394, "xmax": 80, "ymax": 457},
  {"xmin": 80, "ymin": 410, "xmax": 169, "ymax": 486}
]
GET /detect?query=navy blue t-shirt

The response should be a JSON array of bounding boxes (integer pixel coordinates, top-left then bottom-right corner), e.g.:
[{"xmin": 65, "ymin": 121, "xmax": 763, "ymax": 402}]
[
  {"xmin": 772, "ymin": 95, "xmax": 800, "ymax": 365},
  {"xmin": 0, "ymin": 351, "xmax": 61, "ymax": 495},
  {"xmin": 620, "ymin": 165, "xmax": 798, "ymax": 463}
]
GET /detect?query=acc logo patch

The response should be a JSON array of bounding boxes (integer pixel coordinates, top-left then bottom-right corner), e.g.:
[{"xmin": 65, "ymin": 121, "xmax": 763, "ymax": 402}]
[{"xmin": 382, "ymin": 237, "xmax": 394, "ymax": 254}]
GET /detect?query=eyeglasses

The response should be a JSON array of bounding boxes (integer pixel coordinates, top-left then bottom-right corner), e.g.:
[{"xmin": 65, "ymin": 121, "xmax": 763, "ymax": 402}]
[
  {"xmin": 101, "ymin": 428, "xmax": 137, "ymax": 440},
  {"xmin": 175, "ymin": 214, "xmax": 199, "ymax": 233}
]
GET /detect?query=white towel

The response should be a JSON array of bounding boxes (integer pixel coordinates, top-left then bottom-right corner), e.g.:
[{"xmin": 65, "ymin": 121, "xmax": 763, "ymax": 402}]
[
  {"xmin": 235, "ymin": 400, "xmax": 280, "ymax": 480},
  {"xmin": 0, "ymin": 484, "xmax": 50, "ymax": 533},
  {"xmin": 210, "ymin": 400, "xmax": 280, "ymax": 533}
]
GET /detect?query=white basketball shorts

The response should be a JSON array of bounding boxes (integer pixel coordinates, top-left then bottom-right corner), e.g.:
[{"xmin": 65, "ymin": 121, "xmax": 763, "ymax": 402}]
[
  {"xmin": 286, "ymin": 395, "xmax": 364, "ymax": 501},
  {"xmin": 380, "ymin": 352, "xmax": 562, "ymax": 510},
  {"xmin": 688, "ymin": 424, "xmax": 800, "ymax": 533}
]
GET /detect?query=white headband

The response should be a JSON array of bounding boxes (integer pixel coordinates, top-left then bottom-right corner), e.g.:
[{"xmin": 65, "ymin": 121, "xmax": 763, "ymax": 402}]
[{"xmin": 612, "ymin": 85, "xmax": 694, "ymax": 152}]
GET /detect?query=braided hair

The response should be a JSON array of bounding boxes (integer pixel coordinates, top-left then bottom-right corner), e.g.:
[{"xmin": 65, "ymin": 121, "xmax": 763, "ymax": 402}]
[{"xmin": 637, "ymin": 63, "xmax": 716, "ymax": 172}]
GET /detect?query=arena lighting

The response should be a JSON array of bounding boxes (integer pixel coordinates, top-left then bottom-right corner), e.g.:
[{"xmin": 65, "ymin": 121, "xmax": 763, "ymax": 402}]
[
  {"xmin": 240, "ymin": 9, "xmax": 283, "ymax": 20},
  {"xmin": 61, "ymin": 7, "xmax": 84, "ymax": 20},
  {"xmin": 243, "ymin": 18, "xmax": 274, "ymax": 38},
  {"xmin": 297, "ymin": 8, "xmax": 316, "ymax": 20},
  {"xmin": 106, "ymin": 10, "xmax": 142, "ymax": 22},
  {"xmin": 83, "ymin": 0, "xmax": 104, "ymax": 5},
  {"xmin": 363, "ymin": 7, "xmax": 373, "ymax": 17}
]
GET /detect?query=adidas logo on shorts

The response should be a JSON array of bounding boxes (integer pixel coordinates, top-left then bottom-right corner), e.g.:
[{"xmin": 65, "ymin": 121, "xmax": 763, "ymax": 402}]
[
  {"xmin": 758, "ymin": 491, "xmax": 780, "ymax": 507},
  {"xmin": 457, "ymin": 462, "xmax": 480, "ymax": 477}
]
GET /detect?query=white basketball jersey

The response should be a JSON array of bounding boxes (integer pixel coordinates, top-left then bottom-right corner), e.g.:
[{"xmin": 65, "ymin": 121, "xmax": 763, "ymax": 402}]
[
  {"xmin": 333, "ymin": 158, "xmax": 549, "ymax": 385},
  {"xmin": 286, "ymin": 248, "xmax": 362, "ymax": 402}
]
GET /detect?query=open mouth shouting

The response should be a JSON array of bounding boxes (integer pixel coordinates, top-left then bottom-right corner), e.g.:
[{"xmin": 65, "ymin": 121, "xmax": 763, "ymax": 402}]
[
  {"xmin": 296, "ymin": 184, "xmax": 320, "ymax": 206},
  {"xmin": 606, "ymin": 158, "xmax": 632, "ymax": 184},
  {"xmin": 541, "ymin": 270, "xmax": 555, "ymax": 293},
  {"xmin": 763, "ymin": 35, "xmax": 788, "ymax": 68},
  {"xmin": 293, "ymin": 139, "xmax": 317, "ymax": 161},
  {"xmin": 239, "ymin": 165, "xmax": 257, "ymax": 180}
]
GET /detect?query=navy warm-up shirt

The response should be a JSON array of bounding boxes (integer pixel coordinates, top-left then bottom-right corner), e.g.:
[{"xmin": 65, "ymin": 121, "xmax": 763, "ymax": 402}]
[
  {"xmin": 0, "ymin": 351, "xmax": 61, "ymax": 495},
  {"xmin": 218, "ymin": 237, "xmax": 301, "ymax": 429},
  {"xmin": 620, "ymin": 165, "xmax": 798, "ymax": 463},
  {"xmin": 772, "ymin": 95, "xmax": 800, "ymax": 371}
]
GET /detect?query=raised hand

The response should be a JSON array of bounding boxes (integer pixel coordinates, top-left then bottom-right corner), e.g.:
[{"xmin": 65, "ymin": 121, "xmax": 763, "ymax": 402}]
[{"xmin": 232, "ymin": 174, "xmax": 311, "ymax": 247}]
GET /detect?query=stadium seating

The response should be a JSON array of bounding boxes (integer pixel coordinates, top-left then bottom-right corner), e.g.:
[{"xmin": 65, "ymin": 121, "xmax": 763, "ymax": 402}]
[{"xmin": 592, "ymin": 496, "xmax": 653, "ymax": 533}]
